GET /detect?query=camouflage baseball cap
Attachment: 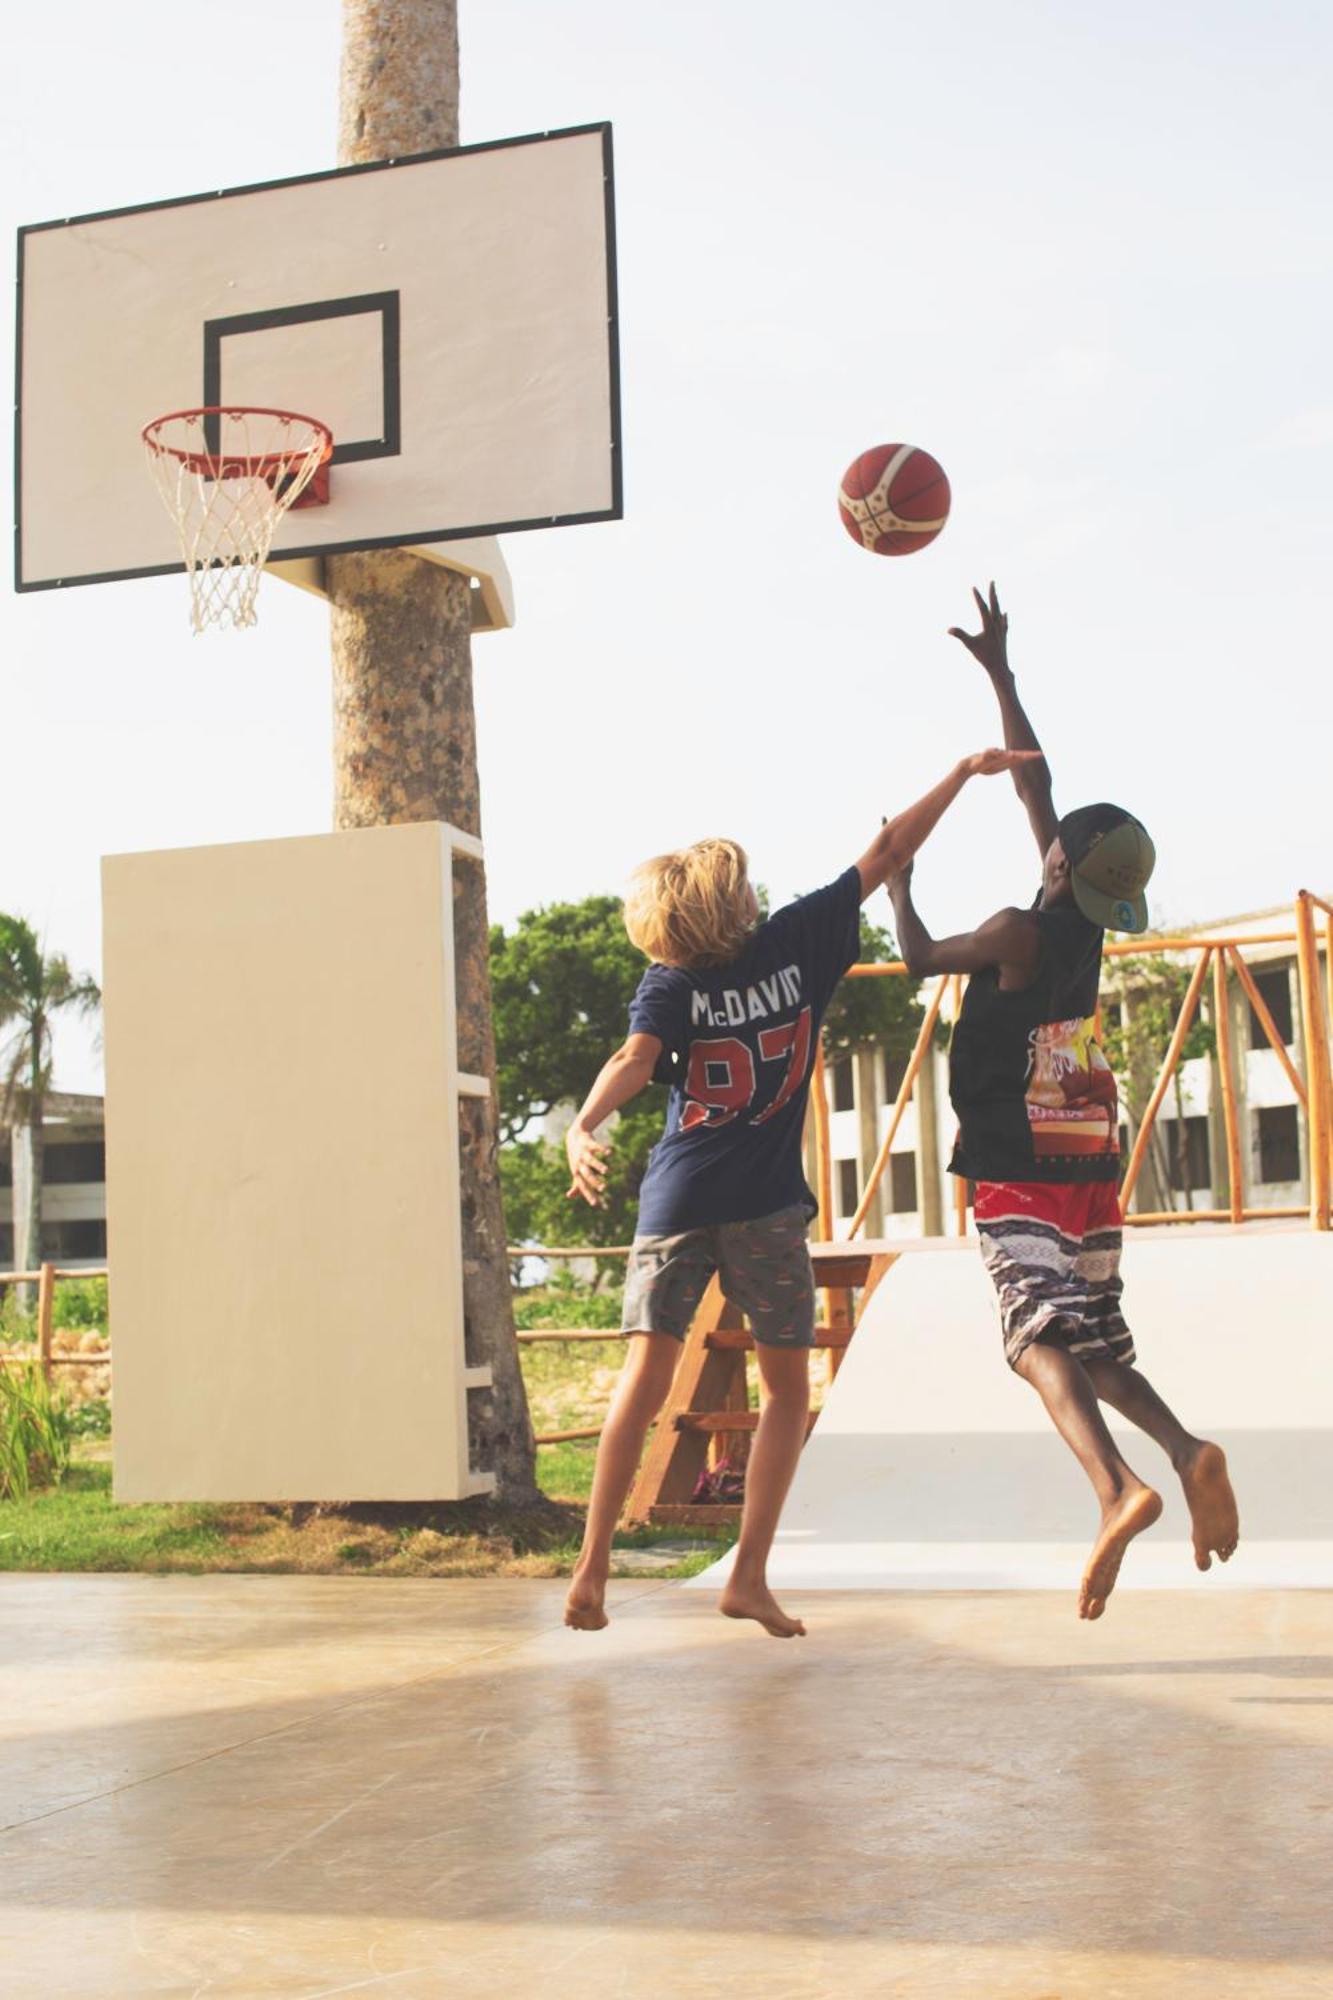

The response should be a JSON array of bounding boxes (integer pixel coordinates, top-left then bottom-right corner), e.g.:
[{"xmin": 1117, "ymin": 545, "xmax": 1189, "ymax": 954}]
[{"xmin": 1057, "ymin": 803, "xmax": 1156, "ymax": 933}]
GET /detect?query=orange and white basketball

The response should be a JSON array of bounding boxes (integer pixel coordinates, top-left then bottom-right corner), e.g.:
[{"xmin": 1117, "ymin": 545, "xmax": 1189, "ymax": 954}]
[{"xmin": 838, "ymin": 443, "xmax": 951, "ymax": 556}]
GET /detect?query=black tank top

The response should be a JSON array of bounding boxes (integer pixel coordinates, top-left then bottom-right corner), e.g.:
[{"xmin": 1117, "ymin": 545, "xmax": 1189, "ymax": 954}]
[{"xmin": 948, "ymin": 902, "xmax": 1120, "ymax": 1185}]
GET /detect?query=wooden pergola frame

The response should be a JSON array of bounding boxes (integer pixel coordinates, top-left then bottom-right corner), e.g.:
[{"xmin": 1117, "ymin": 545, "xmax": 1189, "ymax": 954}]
[{"xmin": 824, "ymin": 894, "xmax": 1333, "ymax": 1240}]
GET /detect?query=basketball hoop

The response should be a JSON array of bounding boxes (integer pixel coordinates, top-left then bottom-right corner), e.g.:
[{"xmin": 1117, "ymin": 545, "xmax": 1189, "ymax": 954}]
[{"xmin": 142, "ymin": 406, "xmax": 333, "ymax": 633}]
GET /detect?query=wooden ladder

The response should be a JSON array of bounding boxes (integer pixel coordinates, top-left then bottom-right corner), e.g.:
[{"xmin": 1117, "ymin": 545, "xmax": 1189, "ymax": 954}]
[{"xmin": 624, "ymin": 1242, "xmax": 897, "ymax": 1528}]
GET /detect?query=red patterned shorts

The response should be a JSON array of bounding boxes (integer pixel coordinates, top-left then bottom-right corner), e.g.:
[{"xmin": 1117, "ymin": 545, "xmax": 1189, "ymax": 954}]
[{"xmin": 973, "ymin": 1180, "xmax": 1135, "ymax": 1372}]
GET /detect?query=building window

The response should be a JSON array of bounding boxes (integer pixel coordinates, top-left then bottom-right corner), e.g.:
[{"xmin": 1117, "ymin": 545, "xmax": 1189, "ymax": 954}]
[
  {"xmin": 1256, "ymin": 1104, "xmax": 1300, "ymax": 1184},
  {"xmin": 889, "ymin": 1152, "xmax": 918, "ymax": 1213},
  {"xmin": 39, "ymin": 1219, "xmax": 107, "ymax": 1261},
  {"xmin": 1102, "ymin": 1001, "xmax": 1124, "ymax": 1034},
  {"xmin": 837, "ymin": 1159, "xmax": 859, "ymax": 1216},
  {"xmin": 1248, "ymin": 968, "xmax": 1294, "ymax": 1049},
  {"xmin": 0, "ymin": 1145, "xmax": 10, "ymax": 1189},
  {"xmin": 0, "ymin": 1224, "xmax": 12, "ymax": 1262},
  {"xmin": 832, "ymin": 1059, "xmax": 855, "ymax": 1112},
  {"xmin": 43, "ymin": 1141, "xmax": 107, "ymax": 1185},
  {"xmin": 1161, "ymin": 1116, "xmax": 1210, "ymax": 1192},
  {"xmin": 883, "ymin": 1053, "xmax": 909, "ymax": 1102}
]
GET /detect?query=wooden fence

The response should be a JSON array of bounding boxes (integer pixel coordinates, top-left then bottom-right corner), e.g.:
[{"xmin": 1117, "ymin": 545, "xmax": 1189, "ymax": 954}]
[
  {"xmin": 0, "ymin": 1259, "xmax": 623, "ymax": 1448},
  {"xmin": 0, "ymin": 1264, "xmax": 108, "ymax": 1384},
  {"xmin": 3, "ymin": 893, "xmax": 1327, "ymax": 1456},
  {"xmin": 821, "ymin": 892, "xmax": 1332, "ymax": 1240}
]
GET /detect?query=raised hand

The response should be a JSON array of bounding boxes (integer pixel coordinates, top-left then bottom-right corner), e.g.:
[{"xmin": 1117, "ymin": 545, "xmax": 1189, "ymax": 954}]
[
  {"xmin": 949, "ymin": 581, "xmax": 1010, "ymax": 677},
  {"xmin": 566, "ymin": 1123, "xmax": 611, "ymax": 1207},
  {"xmin": 963, "ymin": 746, "xmax": 1045, "ymax": 778}
]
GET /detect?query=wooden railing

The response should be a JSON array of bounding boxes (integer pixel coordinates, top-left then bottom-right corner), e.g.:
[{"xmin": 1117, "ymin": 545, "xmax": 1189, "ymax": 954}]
[
  {"xmin": 820, "ymin": 897, "xmax": 1332, "ymax": 1238},
  {"xmin": 0, "ymin": 1257, "xmax": 623, "ymax": 1447},
  {"xmin": 1296, "ymin": 890, "xmax": 1333, "ymax": 1230},
  {"xmin": 6, "ymin": 895, "xmax": 1326, "ymax": 1462},
  {"xmin": 0, "ymin": 1264, "xmax": 109, "ymax": 1382}
]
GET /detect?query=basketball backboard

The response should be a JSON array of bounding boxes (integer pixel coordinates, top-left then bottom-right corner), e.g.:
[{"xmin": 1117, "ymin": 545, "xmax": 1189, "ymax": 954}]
[{"xmin": 14, "ymin": 124, "xmax": 620, "ymax": 628}]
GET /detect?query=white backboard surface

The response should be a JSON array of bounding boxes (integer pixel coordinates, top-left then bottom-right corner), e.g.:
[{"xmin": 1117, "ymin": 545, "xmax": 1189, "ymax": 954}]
[{"xmin": 15, "ymin": 125, "xmax": 619, "ymax": 593}]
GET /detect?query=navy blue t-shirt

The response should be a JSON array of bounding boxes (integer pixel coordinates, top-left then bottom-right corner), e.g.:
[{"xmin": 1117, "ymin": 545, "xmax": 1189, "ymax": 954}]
[{"xmin": 627, "ymin": 868, "xmax": 862, "ymax": 1236}]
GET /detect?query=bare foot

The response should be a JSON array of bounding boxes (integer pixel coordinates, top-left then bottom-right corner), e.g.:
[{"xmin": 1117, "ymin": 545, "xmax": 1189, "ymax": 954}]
[
  {"xmin": 719, "ymin": 1577, "xmax": 806, "ymax": 1638},
  {"xmin": 1079, "ymin": 1483, "xmax": 1163, "ymax": 1621},
  {"xmin": 1181, "ymin": 1441, "xmax": 1239, "ymax": 1571},
  {"xmin": 564, "ymin": 1574, "xmax": 609, "ymax": 1632}
]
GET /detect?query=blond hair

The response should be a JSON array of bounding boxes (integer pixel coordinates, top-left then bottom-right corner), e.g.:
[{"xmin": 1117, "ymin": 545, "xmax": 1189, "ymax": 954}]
[{"xmin": 624, "ymin": 838, "xmax": 756, "ymax": 969}]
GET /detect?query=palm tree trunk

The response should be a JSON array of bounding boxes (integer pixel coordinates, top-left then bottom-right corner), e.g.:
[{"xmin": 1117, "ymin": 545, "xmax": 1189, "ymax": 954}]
[
  {"xmin": 329, "ymin": 1, "xmax": 536, "ymax": 1500},
  {"xmin": 23, "ymin": 1111, "xmax": 43, "ymax": 1274},
  {"xmin": 25, "ymin": 1032, "xmax": 44, "ymax": 1274},
  {"xmin": 9, "ymin": 1123, "xmax": 32, "ymax": 1309},
  {"xmin": 13, "ymin": 1072, "xmax": 44, "ymax": 1313}
]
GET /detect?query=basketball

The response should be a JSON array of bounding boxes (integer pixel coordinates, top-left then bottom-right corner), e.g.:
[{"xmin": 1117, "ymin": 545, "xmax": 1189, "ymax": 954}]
[{"xmin": 838, "ymin": 443, "xmax": 951, "ymax": 556}]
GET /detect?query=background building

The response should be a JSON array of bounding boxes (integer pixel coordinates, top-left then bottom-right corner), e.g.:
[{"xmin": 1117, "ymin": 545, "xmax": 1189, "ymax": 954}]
[
  {"xmin": 1, "ymin": 1092, "xmax": 107, "ymax": 1268},
  {"xmin": 823, "ymin": 903, "xmax": 1328, "ymax": 1239},
  {"xmin": 4, "ymin": 901, "xmax": 1324, "ymax": 1268}
]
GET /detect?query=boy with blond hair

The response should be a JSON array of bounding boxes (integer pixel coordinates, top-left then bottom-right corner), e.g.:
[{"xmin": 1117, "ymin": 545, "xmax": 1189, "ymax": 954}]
[{"xmin": 563, "ymin": 744, "xmax": 1038, "ymax": 1637}]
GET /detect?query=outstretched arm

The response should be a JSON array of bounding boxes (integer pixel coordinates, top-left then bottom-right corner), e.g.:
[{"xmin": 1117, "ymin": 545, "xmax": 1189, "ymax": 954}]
[
  {"xmin": 565, "ymin": 1032, "xmax": 662, "ymax": 1207},
  {"xmin": 949, "ymin": 583, "xmax": 1059, "ymax": 862},
  {"xmin": 855, "ymin": 747, "xmax": 1043, "ymax": 901},
  {"xmin": 888, "ymin": 861, "xmax": 1042, "ymax": 990}
]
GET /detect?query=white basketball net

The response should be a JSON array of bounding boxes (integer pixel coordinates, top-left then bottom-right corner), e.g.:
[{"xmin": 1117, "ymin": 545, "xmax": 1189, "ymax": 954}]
[{"xmin": 142, "ymin": 408, "xmax": 332, "ymax": 634}]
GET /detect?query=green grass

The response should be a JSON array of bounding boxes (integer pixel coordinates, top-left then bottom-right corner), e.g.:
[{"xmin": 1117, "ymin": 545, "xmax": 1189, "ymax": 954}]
[
  {"xmin": 52, "ymin": 1276, "xmax": 109, "ymax": 1332},
  {"xmin": 66, "ymin": 1398, "xmax": 112, "ymax": 1441},
  {"xmin": 0, "ymin": 1275, "xmax": 108, "ymax": 1346},
  {"xmin": 0, "ymin": 1292, "xmax": 734, "ymax": 1577},
  {"xmin": 513, "ymin": 1284, "xmax": 622, "ymax": 1331},
  {"xmin": 0, "ymin": 1455, "xmax": 730, "ymax": 1578},
  {"xmin": 0, "ymin": 1461, "xmax": 235, "ymax": 1571},
  {"xmin": 537, "ymin": 1438, "xmax": 598, "ymax": 1501},
  {"xmin": 0, "ymin": 1362, "xmax": 74, "ymax": 1499},
  {"xmin": 523, "ymin": 1337, "xmax": 623, "ymax": 1464},
  {"xmin": 0, "ymin": 1294, "xmax": 34, "ymax": 1347}
]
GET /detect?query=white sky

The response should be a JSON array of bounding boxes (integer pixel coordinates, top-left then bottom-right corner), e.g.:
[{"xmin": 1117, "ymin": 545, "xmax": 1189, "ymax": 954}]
[{"xmin": 4, "ymin": 0, "xmax": 1331, "ymax": 1093}]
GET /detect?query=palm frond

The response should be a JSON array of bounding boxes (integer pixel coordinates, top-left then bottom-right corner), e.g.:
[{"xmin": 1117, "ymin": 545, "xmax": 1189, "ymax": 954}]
[
  {"xmin": 35, "ymin": 951, "xmax": 101, "ymax": 1020},
  {"xmin": 68, "ymin": 977, "xmax": 102, "ymax": 1019},
  {"xmin": 0, "ymin": 1036, "xmax": 32, "ymax": 1124},
  {"xmin": 0, "ymin": 919, "xmax": 101, "ymax": 1102},
  {"xmin": 0, "ymin": 915, "xmax": 44, "ymax": 1010}
]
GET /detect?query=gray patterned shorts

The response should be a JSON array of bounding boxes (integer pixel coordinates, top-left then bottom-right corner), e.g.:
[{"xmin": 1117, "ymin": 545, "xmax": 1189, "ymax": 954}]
[{"xmin": 620, "ymin": 1204, "xmax": 816, "ymax": 1347}]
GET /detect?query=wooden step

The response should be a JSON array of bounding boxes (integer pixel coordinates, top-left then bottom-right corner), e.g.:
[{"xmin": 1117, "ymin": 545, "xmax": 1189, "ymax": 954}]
[
  {"xmin": 706, "ymin": 1324, "xmax": 850, "ymax": 1351},
  {"xmin": 808, "ymin": 1245, "xmax": 899, "ymax": 1289},
  {"xmin": 645, "ymin": 1502, "xmax": 743, "ymax": 1527},
  {"xmin": 673, "ymin": 1410, "xmax": 818, "ymax": 1436},
  {"xmin": 626, "ymin": 1252, "xmax": 897, "ymax": 1524}
]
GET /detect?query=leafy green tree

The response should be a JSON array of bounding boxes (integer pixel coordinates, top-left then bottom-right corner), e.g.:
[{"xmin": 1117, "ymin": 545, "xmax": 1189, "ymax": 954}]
[
  {"xmin": 821, "ymin": 911, "xmax": 926, "ymax": 1061},
  {"xmin": 489, "ymin": 897, "xmax": 646, "ymax": 1146},
  {"xmin": 500, "ymin": 1102, "xmax": 663, "ymax": 1282},
  {"xmin": 491, "ymin": 897, "xmax": 927, "ymax": 1266},
  {"xmin": 0, "ymin": 916, "xmax": 100, "ymax": 1278},
  {"xmin": 491, "ymin": 897, "xmax": 661, "ymax": 1268}
]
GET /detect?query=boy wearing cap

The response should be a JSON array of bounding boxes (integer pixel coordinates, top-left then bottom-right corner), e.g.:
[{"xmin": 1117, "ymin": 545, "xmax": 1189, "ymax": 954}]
[{"xmin": 889, "ymin": 584, "xmax": 1239, "ymax": 1621}]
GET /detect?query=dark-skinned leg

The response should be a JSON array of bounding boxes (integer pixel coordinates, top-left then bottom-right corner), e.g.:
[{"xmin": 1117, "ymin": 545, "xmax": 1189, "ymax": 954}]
[
  {"xmin": 1081, "ymin": 1355, "xmax": 1197, "ymax": 1466},
  {"xmin": 1083, "ymin": 1355, "xmax": 1239, "ymax": 1570},
  {"xmin": 1014, "ymin": 1337, "xmax": 1162, "ymax": 1619}
]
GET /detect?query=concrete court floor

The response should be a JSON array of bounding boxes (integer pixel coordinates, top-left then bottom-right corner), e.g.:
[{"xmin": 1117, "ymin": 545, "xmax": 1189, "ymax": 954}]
[{"xmin": 1, "ymin": 1574, "xmax": 1330, "ymax": 2000}]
